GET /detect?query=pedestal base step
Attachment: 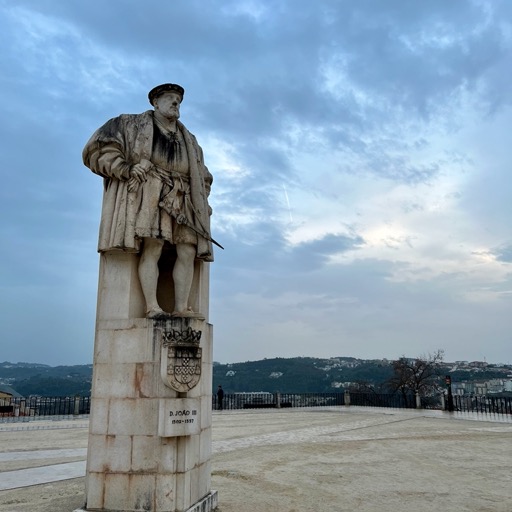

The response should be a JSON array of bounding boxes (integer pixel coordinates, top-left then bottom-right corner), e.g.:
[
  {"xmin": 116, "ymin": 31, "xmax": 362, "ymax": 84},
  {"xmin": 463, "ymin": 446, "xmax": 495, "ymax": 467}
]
[{"xmin": 73, "ymin": 490, "xmax": 218, "ymax": 512}]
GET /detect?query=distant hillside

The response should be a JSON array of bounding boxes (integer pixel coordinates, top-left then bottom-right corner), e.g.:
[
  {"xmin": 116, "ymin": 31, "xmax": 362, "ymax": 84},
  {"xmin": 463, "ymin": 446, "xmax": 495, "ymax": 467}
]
[
  {"xmin": 212, "ymin": 357, "xmax": 394, "ymax": 393},
  {"xmin": 0, "ymin": 361, "xmax": 93, "ymax": 397},
  {"xmin": 1, "ymin": 357, "xmax": 510, "ymax": 397}
]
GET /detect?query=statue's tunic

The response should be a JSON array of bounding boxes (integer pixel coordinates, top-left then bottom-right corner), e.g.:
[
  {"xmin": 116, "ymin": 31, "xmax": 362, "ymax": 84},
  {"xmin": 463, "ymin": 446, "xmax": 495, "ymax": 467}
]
[{"xmin": 82, "ymin": 111, "xmax": 213, "ymax": 261}]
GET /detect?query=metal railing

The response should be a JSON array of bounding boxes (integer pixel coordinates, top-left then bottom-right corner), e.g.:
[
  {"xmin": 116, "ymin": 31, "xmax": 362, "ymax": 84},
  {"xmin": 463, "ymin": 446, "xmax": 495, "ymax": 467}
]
[
  {"xmin": 0, "ymin": 396, "xmax": 91, "ymax": 422},
  {"xmin": 213, "ymin": 391, "xmax": 510, "ymax": 415},
  {"xmin": 2, "ymin": 392, "xmax": 510, "ymax": 423},
  {"xmin": 349, "ymin": 392, "xmax": 418, "ymax": 409},
  {"xmin": 213, "ymin": 391, "xmax": 430, "ymax": 411},
  {"xmin": 216, "ymin": 392, "xmax": 343, "ymax": 410},
  {"xmin": 452, "ymin": 394, "xmax": 512, "ymax": 415}
]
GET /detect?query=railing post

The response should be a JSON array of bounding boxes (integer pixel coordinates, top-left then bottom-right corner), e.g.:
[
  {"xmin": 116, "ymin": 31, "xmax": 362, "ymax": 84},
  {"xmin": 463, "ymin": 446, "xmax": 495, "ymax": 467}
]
[
  {"xmin": 440, "ymin": 393, "xmax": 445, "ymax": 410},
  {"xmin": 415, "ymin": 392, "xmax": 421, "ymax": 409},
  {"xmin": 74, "ymin": 396, "xmax": 81, "ymax": 416},
  {"xmin": 344, "ymin": 390, "xmax": 350, "ymax": 406},
  {"xmin": 276, "ymin": 391, "xmax": 281, "ymax": 409}
]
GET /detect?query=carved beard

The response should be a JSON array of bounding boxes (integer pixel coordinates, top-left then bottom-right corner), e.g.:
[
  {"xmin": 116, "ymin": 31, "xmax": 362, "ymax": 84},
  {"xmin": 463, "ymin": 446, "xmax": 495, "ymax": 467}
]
[{"xmin": 162, "ymin": 106, "xmax": 180, "ymax": 121}]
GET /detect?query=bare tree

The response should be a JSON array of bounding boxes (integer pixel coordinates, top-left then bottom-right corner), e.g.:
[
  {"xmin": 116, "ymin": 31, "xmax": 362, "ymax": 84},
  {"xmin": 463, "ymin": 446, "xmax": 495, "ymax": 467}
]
[{"xmin": 388, "ymin": 350, "xmax": 444, "ymax": 401}]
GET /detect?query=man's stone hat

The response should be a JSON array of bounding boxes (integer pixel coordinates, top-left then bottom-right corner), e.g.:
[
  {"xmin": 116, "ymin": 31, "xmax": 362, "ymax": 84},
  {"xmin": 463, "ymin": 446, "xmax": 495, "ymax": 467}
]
[{"xmin": 148, "ymin": 83, "xmax": 185, "ymax": 105}]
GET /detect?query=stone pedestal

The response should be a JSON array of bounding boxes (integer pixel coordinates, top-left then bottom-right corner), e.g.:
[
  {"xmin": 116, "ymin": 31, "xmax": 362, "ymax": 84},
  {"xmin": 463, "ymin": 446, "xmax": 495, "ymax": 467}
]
[{"xmin": 79, "ymin": 251, "xmax": 217, "ymax": 512}]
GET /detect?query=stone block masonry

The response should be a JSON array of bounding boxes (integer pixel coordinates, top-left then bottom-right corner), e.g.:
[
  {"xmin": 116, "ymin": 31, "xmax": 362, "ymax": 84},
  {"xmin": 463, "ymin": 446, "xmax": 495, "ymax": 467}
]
[{"xmin": 82, "ymin": 314, "xmax": 214, "ymax": 512}]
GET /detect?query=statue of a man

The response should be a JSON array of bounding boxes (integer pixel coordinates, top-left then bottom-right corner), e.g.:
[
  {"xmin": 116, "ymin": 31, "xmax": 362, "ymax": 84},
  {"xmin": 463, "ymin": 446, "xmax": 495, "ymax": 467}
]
[{"xmin": 83, "ymin": 83, "xmax": 213, "ymax": 318}]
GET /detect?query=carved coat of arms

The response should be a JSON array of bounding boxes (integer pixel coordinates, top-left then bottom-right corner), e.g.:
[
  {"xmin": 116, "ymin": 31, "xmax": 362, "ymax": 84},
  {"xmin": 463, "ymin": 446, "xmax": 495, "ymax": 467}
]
[{"xmin": 160, "ymin": 326, "xmax": 202, "ymax": 392}]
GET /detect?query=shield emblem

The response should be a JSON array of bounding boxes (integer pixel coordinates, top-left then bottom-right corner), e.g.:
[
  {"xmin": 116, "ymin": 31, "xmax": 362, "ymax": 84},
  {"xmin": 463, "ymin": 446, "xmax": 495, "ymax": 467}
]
[
  {"xmin": 158, "ymin": 323, "xmax": 203, "ymax": 392},
  {"xmin": 166, "ymin": 346, "xmax": 202, "ymax": 391}
]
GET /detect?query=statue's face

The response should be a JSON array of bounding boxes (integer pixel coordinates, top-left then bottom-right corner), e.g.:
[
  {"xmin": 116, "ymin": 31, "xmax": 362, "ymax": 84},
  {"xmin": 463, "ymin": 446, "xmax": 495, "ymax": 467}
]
[{"xmin": 153, "ymin": 92, "xmax": 181, "ymax": 120}]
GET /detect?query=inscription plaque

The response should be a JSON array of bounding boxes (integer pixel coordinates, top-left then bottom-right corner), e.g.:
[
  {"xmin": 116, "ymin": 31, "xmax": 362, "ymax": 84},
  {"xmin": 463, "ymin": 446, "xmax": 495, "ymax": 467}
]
[{"xmin": 158, "ymin": 397, "xmax": 201, "ymax": 437}]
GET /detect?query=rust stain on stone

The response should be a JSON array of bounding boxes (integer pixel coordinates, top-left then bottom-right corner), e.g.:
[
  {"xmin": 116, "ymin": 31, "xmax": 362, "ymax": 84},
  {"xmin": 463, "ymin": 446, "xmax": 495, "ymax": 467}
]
[{"xmin": 134, "ymin": 363, "xmax": 149, "ymax": 398}]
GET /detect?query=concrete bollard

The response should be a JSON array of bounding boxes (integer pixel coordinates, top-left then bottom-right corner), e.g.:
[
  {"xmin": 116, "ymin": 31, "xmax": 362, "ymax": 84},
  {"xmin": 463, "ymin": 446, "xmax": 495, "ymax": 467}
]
[{"xmin": 344, "ymin": 390, "xmax": 350, "ymax": 406}]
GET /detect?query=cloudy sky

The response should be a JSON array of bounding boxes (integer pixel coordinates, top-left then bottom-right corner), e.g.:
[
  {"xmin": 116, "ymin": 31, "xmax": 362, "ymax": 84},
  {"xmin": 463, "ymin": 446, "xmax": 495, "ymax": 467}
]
[{"xmin": 1, "ymin": 0, "xmax": 511, "ymax": 366}]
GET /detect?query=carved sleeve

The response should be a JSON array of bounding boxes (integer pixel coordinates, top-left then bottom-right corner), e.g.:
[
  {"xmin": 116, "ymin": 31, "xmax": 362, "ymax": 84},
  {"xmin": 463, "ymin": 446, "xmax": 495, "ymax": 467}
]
[
  {"xmin": 88, "ymin": 144, "xmax": 132, "ymax": 181},
  {"xmin": 83, "ymin": 116, "xmax": 133, "ymax": 181}
]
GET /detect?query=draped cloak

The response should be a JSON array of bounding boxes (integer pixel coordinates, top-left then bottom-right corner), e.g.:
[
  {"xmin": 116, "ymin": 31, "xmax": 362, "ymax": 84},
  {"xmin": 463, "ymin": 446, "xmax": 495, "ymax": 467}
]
[{"xmin": 82, "ymin": 111, "xmax": 213, "ymax": 262}]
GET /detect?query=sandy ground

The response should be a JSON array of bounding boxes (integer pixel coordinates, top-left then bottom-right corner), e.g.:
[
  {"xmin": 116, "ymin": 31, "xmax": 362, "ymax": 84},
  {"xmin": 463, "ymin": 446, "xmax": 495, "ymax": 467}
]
[{"xmin": 0, "ymin": 408, "xmax": 511, "ymax": 512}]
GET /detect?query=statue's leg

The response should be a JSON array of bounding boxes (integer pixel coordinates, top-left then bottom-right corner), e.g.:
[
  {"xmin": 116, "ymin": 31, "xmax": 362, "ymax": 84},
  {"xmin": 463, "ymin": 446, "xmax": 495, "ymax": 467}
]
[
  {"xmin": 173, "ymin": 243, "xmax": 196, "ymax": 314},
  {"xmin": 139, "ymin": 237, "xmax": 165, "ymax": 317}
]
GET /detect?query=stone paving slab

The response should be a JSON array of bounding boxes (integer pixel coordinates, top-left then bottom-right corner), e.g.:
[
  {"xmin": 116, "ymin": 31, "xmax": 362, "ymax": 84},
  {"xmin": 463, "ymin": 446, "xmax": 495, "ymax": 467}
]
[
  {"xmin": 0, "ymin": 408, "xmax": 511, "ymax": 511},
  {"xmin": 0, "ymin": 461, "xmax": 86, "ymax": 491},
  {"xmin": 0, "ymin": 448, "xmax": 87, "ymax": 463}
]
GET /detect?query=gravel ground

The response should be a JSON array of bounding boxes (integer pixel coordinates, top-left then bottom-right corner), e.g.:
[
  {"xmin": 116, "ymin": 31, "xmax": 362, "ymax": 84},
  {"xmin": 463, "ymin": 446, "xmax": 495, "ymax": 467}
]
[{"xmin": 0, "ymin": 408, "xmax": 511, "ymax": 512}]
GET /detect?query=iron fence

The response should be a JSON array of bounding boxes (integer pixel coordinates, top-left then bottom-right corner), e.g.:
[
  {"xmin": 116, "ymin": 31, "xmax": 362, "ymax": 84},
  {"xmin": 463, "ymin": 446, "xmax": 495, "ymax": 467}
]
[
  {"xmin": 214, "ymin": 392, "xmax": 332, "ymax": 410},
  {"xmin": 0, "ymin": 396, "xmax": 91, "ymax": 422},
  {"xmin": 214, "ymin": 391, "xmax": 426, "ymax": 411},
  {"xmin": 348, "ymin": 392, "xmax": 417, "ymax": 409},
  {"xmin": 453, "ymin": 394, "xmax": 512, "ymax": 415},
  {"xmin": 2, "ymin": 392, "xmax": 510, "ymax": 422},
  {"xmin": 279, "ymin": 392, "xmax": 345, "ymax": 408}
]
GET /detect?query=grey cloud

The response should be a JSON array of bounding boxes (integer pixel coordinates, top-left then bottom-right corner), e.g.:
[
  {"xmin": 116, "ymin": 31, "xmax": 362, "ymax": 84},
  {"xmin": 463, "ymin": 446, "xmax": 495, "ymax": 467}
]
[
  {"xmin": 9, "ymin": 0, "xmax": 511, "ymax": 190},
  {"xmin": 492, "ymin": 244, "xmax": 512, "ymax": 263},
  {"xmin": 334, "ymin": 2, "xmax": 511, "ymax": 107},
  {"xmin": 212, "ymin": 254, "xmax": 512, "ymax": 363},
  {"xmin": 211, "ymin": 229, "xmax": 365, "ymax": 301},
  {"xmin": 289, "ymin": 234, "xmax": 365, "ymax": 272},
  {"xmin": 2, "ymin": 1, "xmax": 511, "ymax": 365},
  {"xmin": 15, "ymin": 1, "xmax": 512, "ymax": 117}
]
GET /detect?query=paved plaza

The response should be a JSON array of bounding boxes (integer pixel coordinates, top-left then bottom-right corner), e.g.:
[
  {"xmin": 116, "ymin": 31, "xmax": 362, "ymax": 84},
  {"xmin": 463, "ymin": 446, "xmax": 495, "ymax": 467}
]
[{"xmin": 0, "ymin": 407, "xmax": 511, "ymax": 511}]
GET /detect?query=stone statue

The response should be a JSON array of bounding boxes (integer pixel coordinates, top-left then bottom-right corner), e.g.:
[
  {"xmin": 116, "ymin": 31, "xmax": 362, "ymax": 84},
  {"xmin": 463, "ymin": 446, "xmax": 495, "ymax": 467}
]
[{"xmin": 83, "ymin": 83, "xmax": 214, "ymax": 318}]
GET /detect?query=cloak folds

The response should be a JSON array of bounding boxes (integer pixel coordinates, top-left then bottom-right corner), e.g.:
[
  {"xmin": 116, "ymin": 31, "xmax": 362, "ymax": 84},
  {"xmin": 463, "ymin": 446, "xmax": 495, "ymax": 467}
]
[{"xmin": 82, "ymin": 111, "xmax": 213, "ymax": 262}]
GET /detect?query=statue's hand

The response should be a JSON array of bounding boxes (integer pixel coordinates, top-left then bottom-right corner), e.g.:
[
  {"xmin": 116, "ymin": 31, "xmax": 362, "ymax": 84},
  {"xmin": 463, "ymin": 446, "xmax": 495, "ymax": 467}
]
[{"xmin": 130, "ymin": 163, "xmax": 149, "ymax": 183}]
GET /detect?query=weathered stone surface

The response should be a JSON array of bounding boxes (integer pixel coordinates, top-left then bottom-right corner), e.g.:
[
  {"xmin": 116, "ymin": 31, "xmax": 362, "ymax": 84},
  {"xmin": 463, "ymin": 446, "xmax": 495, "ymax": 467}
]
[
  {"xmin": 81, "ymin": 84, "xmax": 217, "ymax": 511},
  {"xmin": 83, "ymin": 319, "xmax": 214, "ymax": 511},
  {"xmin": 83, "ymin": 83, "xmax": 214, "ymax": 318}
]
